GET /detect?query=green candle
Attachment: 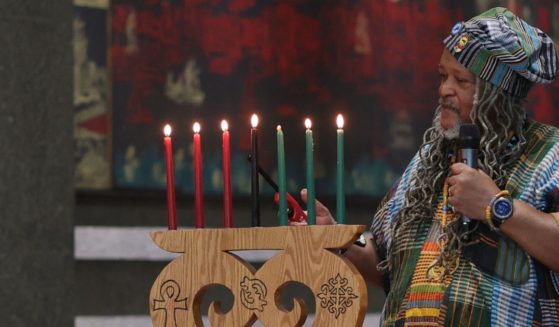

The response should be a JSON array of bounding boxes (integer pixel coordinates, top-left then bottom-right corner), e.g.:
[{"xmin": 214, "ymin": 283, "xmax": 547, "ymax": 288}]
[
  {"xmin": 277, "ymin": 125, "xmax": 288, "ymax": 226},
  {"xmin": 336, "ymin": 114, "xmax": 345, "ymax": 224},
  {"xmin": 305, "ymin": 118, "xmax": 316, "ymax": 224}
]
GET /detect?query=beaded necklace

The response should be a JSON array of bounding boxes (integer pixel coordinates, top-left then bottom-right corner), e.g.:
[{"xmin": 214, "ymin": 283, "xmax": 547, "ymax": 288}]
[
  {"xmin": 426, "ymin": 144, "xmax": 460, "ymax": 281},
  {"xmin": 442, "ymin": 144, "xmax": 458, "ymax": 228}
]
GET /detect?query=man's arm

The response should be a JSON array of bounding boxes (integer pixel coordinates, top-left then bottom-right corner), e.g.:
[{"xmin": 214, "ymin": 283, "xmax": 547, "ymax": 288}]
[
  {"xmin": 343, "ymin": 238, "xmax": 384, "ymax": 287},
  {"xmin": 298, "ymin": 189, "xmax": 386, "ymax": 287},
  {"xmin": 499, "ymin": 200, "xmax": 559, "ymax": 271},
  {"xmin": 448, "ymin": 163, "xmax": 559, "ymax": 271}
]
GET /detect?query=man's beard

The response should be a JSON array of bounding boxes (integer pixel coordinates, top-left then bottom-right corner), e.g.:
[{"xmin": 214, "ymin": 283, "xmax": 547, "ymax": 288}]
[
  {"xmin": 377, "ymin": 81, "xmax": 527, "ymax": 277},
  {"xmin": 434, "ymin": 98, "xmax": 463, "ymax": 140}
]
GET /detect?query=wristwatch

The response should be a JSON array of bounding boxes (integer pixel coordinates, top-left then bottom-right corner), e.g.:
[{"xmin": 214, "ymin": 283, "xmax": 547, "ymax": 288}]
[{"xmin": 490, "ymin": 193, "xmax": 514, "ymax": 229}]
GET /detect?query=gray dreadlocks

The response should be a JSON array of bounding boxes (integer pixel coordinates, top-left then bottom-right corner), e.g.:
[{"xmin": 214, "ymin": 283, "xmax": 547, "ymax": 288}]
[{"xmin": 377, "ymin": 79, "xmax": 528, "ymax": 276}]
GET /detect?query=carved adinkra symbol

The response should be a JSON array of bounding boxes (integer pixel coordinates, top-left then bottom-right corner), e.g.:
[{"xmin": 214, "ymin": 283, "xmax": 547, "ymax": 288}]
[
  {"xmin": 317, "ymin": 273, "xmax": 358, "ymax": 318},
  {"xmin": 239, "ymin": 276, "xmax": 268, "ymax": 312},
  {"xmin": 153, "ymin": 280, "xmax": 188, "ymax": 327}
]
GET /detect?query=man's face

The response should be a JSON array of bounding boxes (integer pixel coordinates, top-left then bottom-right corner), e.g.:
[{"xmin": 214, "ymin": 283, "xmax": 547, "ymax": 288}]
[{"xmin": 437, "ymin": 48, "xmax": 476, "ymax": 136}]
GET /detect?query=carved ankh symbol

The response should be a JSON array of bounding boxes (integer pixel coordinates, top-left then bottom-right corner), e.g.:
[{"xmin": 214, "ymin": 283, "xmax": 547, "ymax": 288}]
[{"xmin": 153, "ymin": 280, "xmax": 188, "ymax": 327}]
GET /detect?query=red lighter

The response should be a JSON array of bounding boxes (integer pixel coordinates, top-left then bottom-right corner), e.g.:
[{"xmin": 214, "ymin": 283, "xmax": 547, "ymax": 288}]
[{"xmin": 248, "ymin": 156, "xmax": 307, "ymax": 223}]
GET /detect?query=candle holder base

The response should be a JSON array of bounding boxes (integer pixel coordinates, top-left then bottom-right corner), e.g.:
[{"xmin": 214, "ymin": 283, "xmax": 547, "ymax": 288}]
[{"xmin": 149, "ymin": 225, "xmax": 368, "ymax": 326}]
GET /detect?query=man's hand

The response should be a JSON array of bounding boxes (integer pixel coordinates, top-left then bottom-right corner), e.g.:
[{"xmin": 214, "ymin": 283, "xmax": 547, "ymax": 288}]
[
  {"xmin": 447, "ymin": 163, "xmax": 500, "ymax": 221},
  {"xmin": 297, "ymin": 191, "xmax": 385, "ymax": 287},
  {"xmin": 290, "ymin": 189, "xmax": 336, "ymax": 226}
]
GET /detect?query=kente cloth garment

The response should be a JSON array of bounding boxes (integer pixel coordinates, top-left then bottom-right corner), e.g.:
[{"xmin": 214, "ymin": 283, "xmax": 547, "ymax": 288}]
[
  {"xmin": 400, "ymin": 199, "xmax": 459, "ymax": 325},
  {"xmin": 372, "ymin": 120, "xmax": 559, "ymax": 326}
]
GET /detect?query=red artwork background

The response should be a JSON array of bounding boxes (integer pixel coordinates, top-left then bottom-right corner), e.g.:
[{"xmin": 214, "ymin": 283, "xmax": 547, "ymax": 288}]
[{"xmin": 111, "ymin": 0, "xmax": 559, "ymax": 196}]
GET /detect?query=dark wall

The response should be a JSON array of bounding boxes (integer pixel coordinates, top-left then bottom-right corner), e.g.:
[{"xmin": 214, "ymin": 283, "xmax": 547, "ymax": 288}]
[{"xmin": 0, "ymin": 1, "xmax": 74, "ymax": 326}]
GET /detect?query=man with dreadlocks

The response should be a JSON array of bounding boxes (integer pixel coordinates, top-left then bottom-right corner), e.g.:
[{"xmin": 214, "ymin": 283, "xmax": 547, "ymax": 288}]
[{"xmin": 300, "ymin": 7, "xmax": 559, "ymax": 326}]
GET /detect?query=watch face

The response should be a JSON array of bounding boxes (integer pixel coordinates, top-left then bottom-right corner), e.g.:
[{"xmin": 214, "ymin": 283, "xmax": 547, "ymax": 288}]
[{"xmin": 492, "ymin": 197, "xmax": 513, "ymax": 220}]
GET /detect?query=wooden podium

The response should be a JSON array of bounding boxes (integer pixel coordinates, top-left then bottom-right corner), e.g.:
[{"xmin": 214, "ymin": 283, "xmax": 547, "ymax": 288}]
[{"xmin": 149, "ymin": 225, "xmax": 368, "ymax": 326}]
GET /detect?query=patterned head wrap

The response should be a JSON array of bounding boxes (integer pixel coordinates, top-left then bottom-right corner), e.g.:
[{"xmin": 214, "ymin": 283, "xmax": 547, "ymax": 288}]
[{"xmin": 443, "ymin": 7, "xmax": 559, "ymax": 98}]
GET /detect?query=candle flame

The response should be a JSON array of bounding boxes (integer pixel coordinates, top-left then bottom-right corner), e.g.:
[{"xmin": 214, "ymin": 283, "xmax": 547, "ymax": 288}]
[
  {"xmin": 163, "ymin": 124, "xmax": 172, "ymax": 136},
  {"xmin": 193, "ymin": 122, "xmax": 201, "ymax": 133},
  {"xmin": 221, "ymin": 120, "xmax": 229, "ymax": 132},
  {"xmin": 251, "ymin": 114, "xmax": 259, "ymax": 128},
  {"xmin": 304, "ymin": 118, "xmax": 312, "ymax": 129},
  {"xmin": 336, "ymin": 114, "xmax": 344, "ymax": 129},
  {"xmin": 277, "ymin": 125, "xmax": 282, "ymax": 132}
]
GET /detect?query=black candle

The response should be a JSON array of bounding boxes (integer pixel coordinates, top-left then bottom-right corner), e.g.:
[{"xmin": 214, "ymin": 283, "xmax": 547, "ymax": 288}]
[{"xmin": 250, "ymin": 114, "xmax": 260, "ymax": 226}]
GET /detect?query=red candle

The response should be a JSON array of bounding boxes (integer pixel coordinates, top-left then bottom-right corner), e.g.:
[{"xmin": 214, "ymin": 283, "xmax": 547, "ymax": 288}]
[
  {"xmin": 221, "ymin": 120, "xmax": 233, "ymax": 227},
  {"xmin": 163, "ymin": 124, "xmax": 177, "ymax": 230},
  {"xmin": 193, "ymin": 122, "xmax": 204, "ymax": 228}
]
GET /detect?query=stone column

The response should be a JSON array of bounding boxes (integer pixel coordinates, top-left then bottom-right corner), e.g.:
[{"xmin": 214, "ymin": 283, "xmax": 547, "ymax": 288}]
[{"xmin": 0, "ymin": 0, "xmax": 74, "ymax": 326}]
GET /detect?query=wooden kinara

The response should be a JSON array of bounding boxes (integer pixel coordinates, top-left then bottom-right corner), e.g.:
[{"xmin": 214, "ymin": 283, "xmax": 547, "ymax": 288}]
[{"xmin": 149, "ymin": 225, "xmax": 368, "ymax": 326}]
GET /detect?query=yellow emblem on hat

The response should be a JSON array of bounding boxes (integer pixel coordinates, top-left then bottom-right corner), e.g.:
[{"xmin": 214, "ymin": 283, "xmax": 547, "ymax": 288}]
[{"xmin": 454, "ymin": 33, "xmax": 469, "ymax": 53}]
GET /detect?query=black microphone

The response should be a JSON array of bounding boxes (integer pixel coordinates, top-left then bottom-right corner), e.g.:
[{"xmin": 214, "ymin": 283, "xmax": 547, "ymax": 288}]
[{"xmin": 458, "ymin": 124, "xmax": 480, "ymax": 224}]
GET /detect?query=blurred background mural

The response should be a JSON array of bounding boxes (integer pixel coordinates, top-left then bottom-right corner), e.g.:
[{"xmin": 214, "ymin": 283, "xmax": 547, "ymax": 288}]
[
  {"xmin": 74, "ymin": 0, "xmax": 559, "ymax": 197},
  {"xmin": 74, "ymin": 0, "xmax": 111, "ymax": 189}
]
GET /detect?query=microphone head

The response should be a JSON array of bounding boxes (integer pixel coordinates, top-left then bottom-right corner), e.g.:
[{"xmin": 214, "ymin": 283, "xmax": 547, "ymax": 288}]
[{"xmin": 458, "ymin": 124, "xmax": 480, "ymax": 149}]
